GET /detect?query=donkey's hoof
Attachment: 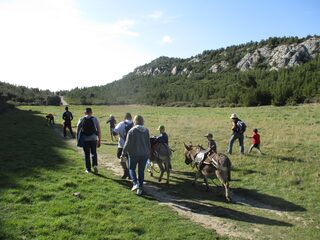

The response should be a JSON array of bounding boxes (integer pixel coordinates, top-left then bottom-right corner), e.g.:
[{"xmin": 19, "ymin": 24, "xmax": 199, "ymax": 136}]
[
  {"xmin": 150, "ymin": 173, "xmax": 153, "ymax": 177},
  {"xmin": 192, "ymin": 181, "xmax": 195, "ymax": 186},
  {"xmin": 226, "ymin": 197, "xmax": 232, "ymax": 203},
  {"xmin": 206, "ymin": 188, "xmax": 210, "ymax": 192},
  {"xmin": 158, "ymin": 179, "xmax": 162, "ymax": 182}
]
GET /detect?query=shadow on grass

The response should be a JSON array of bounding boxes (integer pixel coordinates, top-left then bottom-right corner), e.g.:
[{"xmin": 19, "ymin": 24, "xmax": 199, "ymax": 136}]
[
  {"xmin": 0, "ymin": 108, "xmax": 72, "ymax": 238},
  {"xmin": 118, "ymin": 162, "xmax": 306, "ymax": 227},
  {"xmin": 273, "ymin": 155, "xmax": 305, "ymax": 163}
]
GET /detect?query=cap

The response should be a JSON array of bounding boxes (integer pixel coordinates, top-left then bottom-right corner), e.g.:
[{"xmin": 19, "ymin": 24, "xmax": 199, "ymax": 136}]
[
  {"xmin": 230, "ymin": 113, "xmax": 238, "ymax": 119},
  {"xmin": 204, "ymin": 133, "xmax": 213, "ymax": 138},
  {"xmin": 157, "ymin": 125, "xmax": 165, "ymax": 130}
]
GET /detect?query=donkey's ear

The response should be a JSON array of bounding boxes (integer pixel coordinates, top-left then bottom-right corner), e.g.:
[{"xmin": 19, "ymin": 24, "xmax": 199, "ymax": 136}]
[{"xmin": 183, "ymin": 142, "xmax": 191, "ymax": 151}]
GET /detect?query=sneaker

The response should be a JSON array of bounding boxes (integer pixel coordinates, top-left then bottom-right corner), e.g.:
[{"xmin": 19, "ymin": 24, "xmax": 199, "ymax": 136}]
[
  {"xmin": 131, "ymin": 184, "xmax": 138, "ymax": 191},
  {"xmin": 93, "ymin": 166, "xmax": 98, "ymax": 174},
  {"xmin": 85, "ymin": 169, "xmax": 91, "ymax": 173},
  {"xmin": 136, "ymin": 189, "xmax": 143, "ymax": 195}
]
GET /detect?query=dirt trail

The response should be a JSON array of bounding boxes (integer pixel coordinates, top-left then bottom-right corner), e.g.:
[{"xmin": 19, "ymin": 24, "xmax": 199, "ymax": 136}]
[
  {"xmin": 56, "ymin": 130, "xmax": 299, "ymax": 240},
  {"xmin": 60, "ymin": 96, "xmax": 68, "ymax": 106}
]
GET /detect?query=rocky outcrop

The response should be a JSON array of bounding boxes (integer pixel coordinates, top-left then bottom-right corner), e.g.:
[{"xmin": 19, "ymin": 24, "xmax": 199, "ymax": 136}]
[
  {"xmin": 210, "ymin": 61, "xmax": 229, "ymax": 73},
  {"xmin": 134, "ymin": 36, "xmax": 320, "ymax": 76},
  {"xmin": 237, "ymin": 37, "xmax": 320, "ymax": 71}
]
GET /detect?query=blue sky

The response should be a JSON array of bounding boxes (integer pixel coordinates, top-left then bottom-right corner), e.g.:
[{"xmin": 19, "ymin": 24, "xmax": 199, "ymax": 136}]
[{"xmin": 0, "ymin": 0, "xmax": 319, "ymax": 90}]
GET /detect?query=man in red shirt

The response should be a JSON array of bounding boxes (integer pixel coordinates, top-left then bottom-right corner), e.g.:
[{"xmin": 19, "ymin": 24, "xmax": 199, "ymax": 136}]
[{"xmin": 247, "ymin": 128, "xmax": 262, "ymax": 154}]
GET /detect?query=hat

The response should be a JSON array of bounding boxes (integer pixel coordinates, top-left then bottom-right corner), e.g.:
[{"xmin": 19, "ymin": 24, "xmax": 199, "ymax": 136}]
[
  {"xmin": 230, "ymin": 113, "xmax": 238, "ymax": 119},
  {"xmin": 204, "ymin": 133, "xmax": 213, "ymax": 138},
  {"xmin": 157, "ymin": 125, "xmax": 165, "ymax": 130}
]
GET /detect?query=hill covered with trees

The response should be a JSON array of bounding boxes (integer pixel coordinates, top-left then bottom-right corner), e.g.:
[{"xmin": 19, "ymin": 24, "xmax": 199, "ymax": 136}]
[
  {"xmin": 64, "ymin": 35, "xmax": 320, "ymax": 107},
  {"xmin": 0, "ymin": 82, "xmax": 60, "ymax": 107}
]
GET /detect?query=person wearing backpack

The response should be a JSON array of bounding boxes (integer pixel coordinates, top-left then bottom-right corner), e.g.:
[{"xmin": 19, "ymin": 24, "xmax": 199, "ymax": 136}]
[
  {"xmin": 62, "ymin": 106, "xmax": 75, "ymax": 138},
  {"xmin": 227, "ymin": 113, "xmax": 246, "ymax": 155},
  {"xmin": 77, "ymin": 107, "xmax": 101, "ymax": 173},
  {"xmin": 113, "ymin": 112, "xmax": 133, "ymax": 179},
  {"xmin": 121, "ymin": 115, "xmax": 150, "ymax": 195},
  {"xmin": 106, "ymin": 114, "xmax": 117, "ymax": 142}
]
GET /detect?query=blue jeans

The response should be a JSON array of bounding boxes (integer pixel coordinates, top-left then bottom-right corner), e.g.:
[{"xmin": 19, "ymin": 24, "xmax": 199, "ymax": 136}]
[
  {"xmin": 83, "ymin": 141, "xmax": 97, "ymax": 170},
  {"xmin": 128, "ymin": 156, "xmax": 148, "ymax": 188},
  {"xmin": 227, "ymin": 132, "xmax": 244, "ymax": 154}
]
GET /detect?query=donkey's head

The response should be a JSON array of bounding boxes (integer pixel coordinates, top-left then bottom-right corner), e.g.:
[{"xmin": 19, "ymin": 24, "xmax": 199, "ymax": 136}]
[{"xmin": 183, "ymin": 143, "xmax": 200, "ymax": 165}]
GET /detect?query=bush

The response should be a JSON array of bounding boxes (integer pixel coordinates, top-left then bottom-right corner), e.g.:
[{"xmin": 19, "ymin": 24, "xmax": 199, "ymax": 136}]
[{"xmin": 47, "ymin": 95, "xmax": 61, "ymax": 106}]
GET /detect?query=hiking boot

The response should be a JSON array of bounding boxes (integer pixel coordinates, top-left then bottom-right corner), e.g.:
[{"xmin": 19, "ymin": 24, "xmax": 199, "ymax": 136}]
[
  {"xmin": 131, "ymin": 184, "xmax": 139, "ymax": 191},
  {"xmin": 136, "ymin": 189, "xmax": 143, "ymax": 195},
  {"xmin": 93, "ymin": 166, "xmax": 98, "ymax": 174}
]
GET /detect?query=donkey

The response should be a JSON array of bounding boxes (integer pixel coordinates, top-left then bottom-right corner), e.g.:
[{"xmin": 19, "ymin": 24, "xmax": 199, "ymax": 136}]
[
  {"xmin": 149, "ymin": 139, "xmax": 172, "ymax": 184},
  {"xmin": 183, "ymin": 143, "xmax": 232, "ymax": 202}
]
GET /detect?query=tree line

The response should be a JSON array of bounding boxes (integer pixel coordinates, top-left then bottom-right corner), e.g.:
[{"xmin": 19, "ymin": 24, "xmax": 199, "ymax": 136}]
[{"xmin": 64, "ymin": 55, "xmax": 320, "ymax": 107}]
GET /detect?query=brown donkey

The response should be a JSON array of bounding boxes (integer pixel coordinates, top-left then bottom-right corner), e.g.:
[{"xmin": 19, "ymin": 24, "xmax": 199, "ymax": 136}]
[{"xmin": 183, "ymin": 143, "xmax": 232, "ymax": 202}]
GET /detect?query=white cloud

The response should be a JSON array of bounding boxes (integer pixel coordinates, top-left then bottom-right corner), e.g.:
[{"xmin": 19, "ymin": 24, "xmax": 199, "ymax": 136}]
[
  {"xmin": 0, "ymin": 0, "xmax": 152, "ymax": 91},
  {"xmin": 147, "ymin": 10, "xmax": 164, "ymax": 20},
  {"xmin": 161, "ymin": 35, "xmax": 173, "ymax": 44}
]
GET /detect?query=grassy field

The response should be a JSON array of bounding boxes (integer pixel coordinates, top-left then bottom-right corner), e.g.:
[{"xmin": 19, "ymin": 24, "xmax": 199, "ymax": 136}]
[{"xmin": 1, "ymin": 104, "xmax": 320, "ymax": 239}]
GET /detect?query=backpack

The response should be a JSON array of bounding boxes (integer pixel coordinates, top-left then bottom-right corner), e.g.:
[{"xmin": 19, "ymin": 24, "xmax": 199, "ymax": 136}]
[
  {"xmin": 81, "ymin": 117, "xmax": 96, "ymax": 136},
  {"xmin": 124, "ymin": 121, "xmax": 133, "ymax": 140},
  {"xmin": 237, "ymin": 120, "xmax": 247, "ymax": 134},
  {"xmin": 64, "ymin": 111, "xmax": 72, "ymax": 121}
]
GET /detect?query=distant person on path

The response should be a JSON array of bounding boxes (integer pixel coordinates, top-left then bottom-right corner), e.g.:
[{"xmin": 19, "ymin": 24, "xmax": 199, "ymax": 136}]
[
  {"xmin": 247, "ymin": 128, "xmax": 262, "ymax": 154},
  {"xmin": 121, "ymin": 115, "xmax": 150, "ymax": 195},
  {"xmin": 77, "ymin": 108, "xmax": 101, "ymax": 174},
  {"xmin": 113, "ymin": 113, "xmax": 133, "ymax": 179},
  {"xmin": 62, "ymin": 106, "xmax": 75, "ymax": 138},
  {"xmin": 46, "ymin": 113, "xmax": 54, "ymax": 126},
  {"xmin": 107, "ymin": 114, "xmax": 117, "ymax": 142},
  {"xmin": 227, "ymin": 113, "xmax": 246, "ymax": 155}
]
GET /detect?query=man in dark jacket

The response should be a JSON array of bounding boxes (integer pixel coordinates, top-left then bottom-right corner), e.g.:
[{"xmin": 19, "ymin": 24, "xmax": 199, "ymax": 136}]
[
  {"xmin": 121, "ymin": 115, "xmax": 150, "ymax": 195},
  {"xmin": 62, "ymin": 106, "xmax": 75, "ymax": 138}
]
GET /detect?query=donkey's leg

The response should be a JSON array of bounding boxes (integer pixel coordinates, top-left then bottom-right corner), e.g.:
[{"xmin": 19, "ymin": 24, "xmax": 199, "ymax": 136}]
[
  {"xmin": 216, "ymin": 170, "xmax": 231, "ymax": 202},
  {"xmin": 204, "ymin": 176, "xmax": 210, "ymax": 192},
  {"xmin": 158, "ymin": 162, "xmax": 165, "ymax": 182},
  {"xmin": 192, "ymin": 171, "xmax": 200, "ymax": 186},
  {"xmin": 150, "ymin": 161, "xmax": 155, "ymax": 177},
  {"xmin": 165, "ymin": 161, "xmax": 170, "ymax": 185}
]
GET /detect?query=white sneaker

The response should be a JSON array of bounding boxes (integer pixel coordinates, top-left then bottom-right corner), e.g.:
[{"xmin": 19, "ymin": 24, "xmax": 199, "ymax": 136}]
[
  {"xmin": 93, "ymin": 166, "xmax": 98, "ymax": 174},
  {"xmin": 131, "ymin": 184, "xmax": 138, "ymax": 191},
  {"xmin": 85, "ymin": 169, "xmax": 91, "ymax": 173},
  {"xmin": 136, "ymin": 189, "xmax": 143, "ymax": 195}
]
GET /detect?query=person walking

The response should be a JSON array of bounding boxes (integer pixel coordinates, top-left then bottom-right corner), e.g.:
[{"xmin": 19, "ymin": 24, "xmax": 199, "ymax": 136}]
[
  {"xmin": 113, "ymin": 113, "xmax": 133, "ymax": 179},
  {"xmin": 227, "ymin": 113, "xmax": 246, "ymax": 155},
  {"xmin": 247, "ymin": 128, "xmax": 262, "ymax": 154},
  {"xmin": 121, "ymin": 115, "xmax": 150, "ymax": 195},
  {"xmin": 62, "ymin": 106, "xmax": 75, "ymax": 138},
  {"xmin": 107, "ymin": 114, "xmax": 117, "ymax": 142},
  {"xmin": 77, "ymin": 108, "xmax": 101, "ymax": 173}
]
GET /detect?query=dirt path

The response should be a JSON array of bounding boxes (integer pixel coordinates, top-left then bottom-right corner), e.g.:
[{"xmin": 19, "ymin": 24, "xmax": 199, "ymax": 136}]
[
  {"xmin": 60, "ymin": 96, "xmax": 68, "ymax": 106},
  {"xmin": 56, "ymin": 129, "xmax": 299, "ymax": 240}
]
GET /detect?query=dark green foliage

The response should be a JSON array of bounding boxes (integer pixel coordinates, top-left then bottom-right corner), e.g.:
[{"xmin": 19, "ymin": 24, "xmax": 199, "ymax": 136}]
[
  {"xmin": 65, "ymin": 55, "xmax": 320, "ymax": 107},
  {"xmin": 47, "ymin": 95, "xmax": 61, "ymax": 106},
  {"xmin": 0, "ymin": 82, "xmax": 54, "ymax": 105},
  {"xmin": 64, "ymin": 35, "xmax": 320, "ymax": 107}
]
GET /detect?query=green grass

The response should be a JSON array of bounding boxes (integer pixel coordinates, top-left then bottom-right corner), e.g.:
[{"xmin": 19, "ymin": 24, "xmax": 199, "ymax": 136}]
[
  {"xmin": 0, "ymin": 108, "xmax": 223, "ymax": 240},
  {"xmin": 1, "ymin": 104, "xmax": 320, "ymax": 239}
]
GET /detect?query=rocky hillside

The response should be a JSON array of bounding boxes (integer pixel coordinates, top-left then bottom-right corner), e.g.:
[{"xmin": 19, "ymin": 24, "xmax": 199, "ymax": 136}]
[
  {"xmin": 64, "ymin": 35, "xmax": 320, "ymax": 107},
  {"xmin": 133, "ymin": 36, "xmax": 320, "ymax": 77}
]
